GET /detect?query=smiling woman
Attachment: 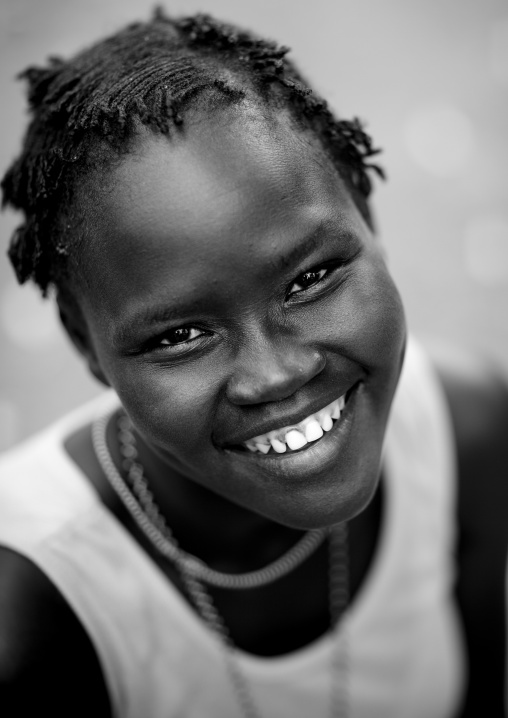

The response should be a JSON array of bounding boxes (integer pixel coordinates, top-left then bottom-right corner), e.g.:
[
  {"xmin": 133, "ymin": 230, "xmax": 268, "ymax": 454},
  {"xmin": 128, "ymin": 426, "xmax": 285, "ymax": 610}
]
[
  {"xmin": 0, "ymin": 9, "xmax": 507, "ymax": 718},
  {"xmin": 72, "ymin": 115, "xmax": 404, "ymax": 530}
]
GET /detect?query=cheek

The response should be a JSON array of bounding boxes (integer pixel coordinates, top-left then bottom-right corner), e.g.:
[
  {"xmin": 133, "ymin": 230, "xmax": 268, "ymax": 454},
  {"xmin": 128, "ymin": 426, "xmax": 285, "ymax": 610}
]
[
  {"xmin": 357, "ymin": 267, "xmax": 406, "ymax": 364},
  {"xmin": 318, "ymin": 261, "xmax": 406, "ymax": 369},
  {"xmin": 106, "ymin": 358, "xmax": 224, "ymax": 453}
]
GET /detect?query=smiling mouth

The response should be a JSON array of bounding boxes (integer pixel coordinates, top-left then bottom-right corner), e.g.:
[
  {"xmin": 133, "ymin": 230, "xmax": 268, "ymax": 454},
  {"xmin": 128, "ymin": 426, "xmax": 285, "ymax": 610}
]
[{"xmin": 229, "ymin": 387, "xmax": 356, "ymax": 457}]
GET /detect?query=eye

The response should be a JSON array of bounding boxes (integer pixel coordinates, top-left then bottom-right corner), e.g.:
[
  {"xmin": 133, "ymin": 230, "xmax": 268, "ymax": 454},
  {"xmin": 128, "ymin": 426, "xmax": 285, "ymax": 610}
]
[
  {"xmin": 287, "ymin": 267, "xmax": 330, "ymax": 297},
  {"xmin": 159, "ymin": 326, "xmax": 205, "ymax": 348},
  {"xmin": 139, "ymin": 324, "xmax": 215, "ymax": 360}
]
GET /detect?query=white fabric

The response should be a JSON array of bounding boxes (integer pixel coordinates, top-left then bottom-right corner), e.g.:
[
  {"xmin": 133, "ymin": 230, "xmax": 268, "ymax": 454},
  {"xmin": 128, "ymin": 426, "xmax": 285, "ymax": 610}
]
[{"xmin": 0, "ymin": 337, "xmax": 465, "ymax": 718}]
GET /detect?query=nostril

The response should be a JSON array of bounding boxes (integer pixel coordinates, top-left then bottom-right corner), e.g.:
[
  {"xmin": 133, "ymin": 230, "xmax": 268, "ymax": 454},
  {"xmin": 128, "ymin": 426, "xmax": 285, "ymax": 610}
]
[
  {"xmin": 228, "ymin": 374, "xmax": 306, "ymax": 405},
  {"xmin": 226, "ymin": 347, "xmax": 326, "ymax": 406}
]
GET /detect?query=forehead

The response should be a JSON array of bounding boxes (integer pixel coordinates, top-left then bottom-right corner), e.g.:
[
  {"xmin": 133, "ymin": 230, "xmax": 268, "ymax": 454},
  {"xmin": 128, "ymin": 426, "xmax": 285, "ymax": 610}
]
[
  {"xmin": 81, "ymin": 106, "xmax": 363, "ymax": 313},
  {"xmin": 94, "ymin": 107, "xmax": 345, "ymax": 228}
]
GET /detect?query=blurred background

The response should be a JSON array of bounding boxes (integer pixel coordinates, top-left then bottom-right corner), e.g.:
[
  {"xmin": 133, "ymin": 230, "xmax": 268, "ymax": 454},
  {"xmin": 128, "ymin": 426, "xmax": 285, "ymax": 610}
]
[{"xmin": 1, "ymin": 0, "xmax": 507, "ymax": 449}]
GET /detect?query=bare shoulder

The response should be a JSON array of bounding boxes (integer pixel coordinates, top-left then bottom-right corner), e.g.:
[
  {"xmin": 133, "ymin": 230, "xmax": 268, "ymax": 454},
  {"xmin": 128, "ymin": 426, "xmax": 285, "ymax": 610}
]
[
  {"xmin": 0, "ymin": 545, "xmax": 112, "ymax": 718},
  {"xmin": 431, "ymin": 341, "xmax": 508, "ymax": 461},
  {"xmin": 430, "ymin": 341, "xmax": 508, "ymax": 555},
  {"xmin": 428, "ymin": 341, "xmax": 508, "ymax": 717}
]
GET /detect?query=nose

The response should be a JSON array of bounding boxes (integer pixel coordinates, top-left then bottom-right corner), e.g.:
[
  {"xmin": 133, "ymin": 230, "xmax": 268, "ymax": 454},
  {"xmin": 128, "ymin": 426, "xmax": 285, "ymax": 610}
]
[{"xmin": 226, "ymin": 330, "xmax": 326, "ymax": 405}]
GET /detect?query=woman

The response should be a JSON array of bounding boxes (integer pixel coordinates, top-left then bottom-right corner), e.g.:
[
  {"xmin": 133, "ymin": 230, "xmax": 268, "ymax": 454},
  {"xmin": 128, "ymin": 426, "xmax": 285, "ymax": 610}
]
[{"xmin": 1, "ymin": 10, "xmax": 507, "ymax": 717}]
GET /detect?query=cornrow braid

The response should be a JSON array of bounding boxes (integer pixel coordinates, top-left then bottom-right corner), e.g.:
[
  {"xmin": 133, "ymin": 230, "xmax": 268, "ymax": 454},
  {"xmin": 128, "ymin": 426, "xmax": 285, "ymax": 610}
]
[{"xmin": 1, "ymin": 8, "xmax": 384, "ymax": 296}]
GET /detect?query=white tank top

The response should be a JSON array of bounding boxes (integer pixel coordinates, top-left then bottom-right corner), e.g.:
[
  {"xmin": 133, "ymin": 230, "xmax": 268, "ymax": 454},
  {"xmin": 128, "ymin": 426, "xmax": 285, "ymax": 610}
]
[{"xmin": 0, "ymin": 337, "xmax": 465, "ymax": 717}]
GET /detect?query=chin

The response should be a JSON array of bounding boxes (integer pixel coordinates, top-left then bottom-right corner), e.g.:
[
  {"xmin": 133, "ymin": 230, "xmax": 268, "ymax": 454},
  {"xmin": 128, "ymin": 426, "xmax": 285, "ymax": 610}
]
[{"xmin": 218, "ymin": 380, "xmax": 387, "ymax": 529}]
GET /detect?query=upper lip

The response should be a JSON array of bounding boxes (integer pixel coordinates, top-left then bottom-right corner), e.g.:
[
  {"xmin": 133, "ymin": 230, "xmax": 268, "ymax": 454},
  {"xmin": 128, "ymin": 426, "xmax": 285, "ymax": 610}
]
[{"xmin": 217, "ymin": 383, "xmax": 358, "ymax": 448}]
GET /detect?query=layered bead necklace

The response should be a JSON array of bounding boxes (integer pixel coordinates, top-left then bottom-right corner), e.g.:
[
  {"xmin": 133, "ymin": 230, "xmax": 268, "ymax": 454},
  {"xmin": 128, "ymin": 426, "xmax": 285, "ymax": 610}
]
[{"xmin": 91, "ymin": 409, "xmax": 350, "ymax": 718}]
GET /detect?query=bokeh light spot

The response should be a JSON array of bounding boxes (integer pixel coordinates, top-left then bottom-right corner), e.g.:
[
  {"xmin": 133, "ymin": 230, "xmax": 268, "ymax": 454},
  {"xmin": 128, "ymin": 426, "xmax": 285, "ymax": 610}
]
[
  {"xmin": 464, "ymin": 214, "xmax": 508, "ymax": 285},
  {"xmin": 404, "ymin": 104, "xmax": 475, "ymax": 176}
]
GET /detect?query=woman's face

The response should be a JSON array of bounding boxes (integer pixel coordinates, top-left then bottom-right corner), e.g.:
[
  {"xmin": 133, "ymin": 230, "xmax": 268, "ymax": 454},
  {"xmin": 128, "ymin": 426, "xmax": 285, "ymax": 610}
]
[{"xmin": 78, "ymin": 106, "xmax": 406, "ymax": 529}]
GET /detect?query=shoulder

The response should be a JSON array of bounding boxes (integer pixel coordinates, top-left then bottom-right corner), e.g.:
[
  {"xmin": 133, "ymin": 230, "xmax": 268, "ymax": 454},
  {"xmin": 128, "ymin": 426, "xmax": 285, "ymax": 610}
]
[
  {"xmin": 431, "ymin": 342, "xmax": 508, "ymax": 452},
  {"xmin": 0, "ymin": 390, "xmax": 119, "ymax": 478},
  {"xmin": 428, "ymin": 342, "xmax": 508, "ymax": 717},
  {"xmin": 429, "ymin": 342, "xmax": 508, "ymax": 520},
  {"xmin": 0, "ymin": 546, "xmax": 112, "ymax": 718},
  {"xmin": 429, "ymin": 341, "xmax": 508, "ymax": 541}
]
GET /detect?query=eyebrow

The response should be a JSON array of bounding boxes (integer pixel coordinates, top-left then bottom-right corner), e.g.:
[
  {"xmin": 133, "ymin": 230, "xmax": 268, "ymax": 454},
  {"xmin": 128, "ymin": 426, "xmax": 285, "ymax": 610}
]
[
  {"xmin": 272, "ymin": 219, "xmax": 339, "ymax": 271},
  {"xmin": 112, "ymin": 300, "xmax": 203, "ymax": 347}
]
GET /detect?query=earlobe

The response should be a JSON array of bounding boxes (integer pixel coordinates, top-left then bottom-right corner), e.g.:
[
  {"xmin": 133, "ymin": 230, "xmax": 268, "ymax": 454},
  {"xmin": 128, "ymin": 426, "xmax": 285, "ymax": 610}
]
[{"xmin": 57, "ymin": 295, "xmax": 111, "ymax": 388}]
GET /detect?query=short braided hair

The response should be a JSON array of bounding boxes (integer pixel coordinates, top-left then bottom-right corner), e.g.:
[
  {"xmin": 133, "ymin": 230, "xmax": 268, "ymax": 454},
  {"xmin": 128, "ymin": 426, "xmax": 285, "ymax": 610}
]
[{"xmin": 1, "ymin": 8, "xmax": 384, "ymax": 297}]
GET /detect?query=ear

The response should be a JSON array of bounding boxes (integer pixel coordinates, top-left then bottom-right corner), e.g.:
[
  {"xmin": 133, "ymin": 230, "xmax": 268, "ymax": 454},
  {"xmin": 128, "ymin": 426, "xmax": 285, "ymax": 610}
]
[{"xmin": 57, "ymin": 294, "xmax": 111, "ymax": 387}]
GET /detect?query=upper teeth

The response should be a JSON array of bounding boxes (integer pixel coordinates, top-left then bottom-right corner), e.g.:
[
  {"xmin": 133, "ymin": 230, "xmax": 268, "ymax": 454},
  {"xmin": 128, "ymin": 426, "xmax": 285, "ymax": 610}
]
[{"xmin": 244, "ymin": 394, "xmax": 346, "ymax": 454}]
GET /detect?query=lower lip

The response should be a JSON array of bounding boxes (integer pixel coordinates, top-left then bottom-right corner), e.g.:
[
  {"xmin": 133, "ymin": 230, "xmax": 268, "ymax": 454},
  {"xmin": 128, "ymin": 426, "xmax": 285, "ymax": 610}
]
[{"xmin": 222, "ymin": 383, "xmax": 362, "ymax": 479}]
